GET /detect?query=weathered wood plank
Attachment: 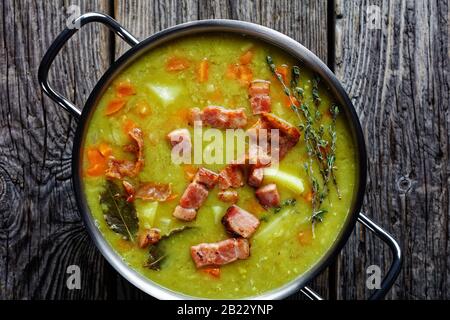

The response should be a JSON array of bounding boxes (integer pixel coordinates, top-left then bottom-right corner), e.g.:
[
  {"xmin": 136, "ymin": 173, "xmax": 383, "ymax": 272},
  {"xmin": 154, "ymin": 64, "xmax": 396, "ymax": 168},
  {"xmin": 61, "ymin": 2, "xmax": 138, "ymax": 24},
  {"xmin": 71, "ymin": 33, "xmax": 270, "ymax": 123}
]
[
  {"xmin": 114, "ymin": 0, "xmax": 331, "ymax": 299},
  {"xmin": 334, "ymin": 0, "xmax": 449, "ymax": 299},
  {"xmin": 0, "ymin": 0, "xmax": 119, "ymax": 299}
]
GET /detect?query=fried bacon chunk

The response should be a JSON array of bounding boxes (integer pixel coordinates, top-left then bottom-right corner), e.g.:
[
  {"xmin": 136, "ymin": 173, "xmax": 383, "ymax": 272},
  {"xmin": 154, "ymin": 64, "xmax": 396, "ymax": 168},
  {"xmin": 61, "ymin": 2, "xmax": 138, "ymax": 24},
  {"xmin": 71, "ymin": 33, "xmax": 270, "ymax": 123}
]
[
  {"xmin": 218, "ymin": 164, "xmax": 244, "ymax": 190},
  {"xmin": 249, "ymin": 80, "xmax": 271, "ymax": 114},
  {"xmin": 255, "ymin": 183, "xmax": 281, "ymax": 208},
  {"xmin": 190, "ymin": 238, "xmax": 250, "ymax": 268},
  {"xmin": 190, "ymin": 106, "xmax": 248, "ymax": 129},
  {"xmin": 106, "ymin": 127, "xmax": 145, "ymax": 179},
  {"xmin": 193, "ymin": 167, "xmax": 219, "ymax": 190},
  {"xmin": 135, "ymin": 182, "xmax": 173, "ymax": 202},
  {"xmin": 222, "ymin": 205, "xmax": 260, "ymax": 238},
  {"xmin": 250, "ymin": 112, "xmax": 301, "ymax": 160}
]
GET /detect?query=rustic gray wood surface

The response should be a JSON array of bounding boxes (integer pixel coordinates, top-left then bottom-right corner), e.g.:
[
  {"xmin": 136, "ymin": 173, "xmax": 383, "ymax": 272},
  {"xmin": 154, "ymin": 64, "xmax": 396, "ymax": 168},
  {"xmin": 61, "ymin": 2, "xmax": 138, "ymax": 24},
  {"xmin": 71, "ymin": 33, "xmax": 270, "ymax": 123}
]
[{"xmin": 0, "ymin": 0, "xmax": 448, "ymax": 300}]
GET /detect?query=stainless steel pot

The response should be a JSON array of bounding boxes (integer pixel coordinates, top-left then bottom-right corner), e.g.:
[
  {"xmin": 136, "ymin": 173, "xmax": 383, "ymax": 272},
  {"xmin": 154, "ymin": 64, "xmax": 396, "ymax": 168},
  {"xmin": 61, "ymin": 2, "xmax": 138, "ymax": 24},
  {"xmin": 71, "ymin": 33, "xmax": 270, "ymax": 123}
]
[{"xmin": 38, "ymin": 12, "xmax": 402, "ymax": 300}]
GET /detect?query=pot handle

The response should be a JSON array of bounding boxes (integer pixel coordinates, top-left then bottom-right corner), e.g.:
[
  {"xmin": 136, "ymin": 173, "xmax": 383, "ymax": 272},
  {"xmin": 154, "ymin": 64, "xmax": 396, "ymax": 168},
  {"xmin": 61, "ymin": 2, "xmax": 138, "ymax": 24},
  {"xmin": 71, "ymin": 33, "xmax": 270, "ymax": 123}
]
[
  {"xmin": 38, "ymin": 12, "xmax": 139, "ymax": 119},
  {"xmin": 301, "ymin": 212, "xmax": 402, "ymax": 300}
]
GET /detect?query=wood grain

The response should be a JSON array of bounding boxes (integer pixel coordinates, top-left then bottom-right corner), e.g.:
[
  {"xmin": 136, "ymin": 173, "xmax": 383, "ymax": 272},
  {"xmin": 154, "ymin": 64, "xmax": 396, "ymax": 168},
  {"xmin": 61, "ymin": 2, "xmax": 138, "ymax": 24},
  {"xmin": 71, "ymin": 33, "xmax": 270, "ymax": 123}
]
[
  {"xmin": 113, "ymin": 0, "xmax": 331, "ymax": 300},
  {"xmin": 334, "ymin": 0, "xmax": 449, "ymax": 299},
  {"xmin": 0, "ymin": 0, "xmax": 120, "ymax": 299}
]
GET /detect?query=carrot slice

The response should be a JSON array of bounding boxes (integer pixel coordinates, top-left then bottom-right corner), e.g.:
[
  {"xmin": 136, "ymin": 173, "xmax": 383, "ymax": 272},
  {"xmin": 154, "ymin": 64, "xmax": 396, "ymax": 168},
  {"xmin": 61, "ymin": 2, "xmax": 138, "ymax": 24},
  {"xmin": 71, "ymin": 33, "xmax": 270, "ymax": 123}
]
[
  {"xmin": 304, "ymin": 190, "xmax": 314, "ymax": 203},
  {"xmin": 239, "ymin": 50, "xmax": 254, "ymax": 65},
  {"xmin": 115, "ymin": 81, "xmax": 136, "ymax": 97},
  {"xmin": 238, "ymin": 65, "xmax": 253, "ymax": 84},
  {"xmin": 225, "ymin": 63, "xmax": 240, "ymax": 79},
  {"xmin": 87, "ymin": 148, "xmax": 104, "ymax": 164},
  {"xmin": 98, "ymin": 143, "xmax": 112, "ymax": 158},
  {"xmin": 202, "ymin": 267, "xmax": 220, "ymax": 278},
  {"xmin": 123, "ymin": 119, "xmax": 137, "ymax": 134},
  {"xmin": 166, "ymin": 56, "xmax": 190, "ymax": 71},
  {"xmin": 284, "ymin": 95, "xmax": 300, "ymax": 107},
  {"xmin": 87, "ymin": 163, "xmax": 106, "ymax": 176},
  {"xmin": 275, "ymin": 65, "xmax": 288, "ymax": 83},
  {"xmin": 198, "ymin": 59, "xmax": 209, "ymax": 83},
  {"xmin": 105, "ymin": 98, "xmax": 126, "ymax": 115},
  {"xmin": 86, "ymin": 147, "xmax": 107, "ymax": 177}
]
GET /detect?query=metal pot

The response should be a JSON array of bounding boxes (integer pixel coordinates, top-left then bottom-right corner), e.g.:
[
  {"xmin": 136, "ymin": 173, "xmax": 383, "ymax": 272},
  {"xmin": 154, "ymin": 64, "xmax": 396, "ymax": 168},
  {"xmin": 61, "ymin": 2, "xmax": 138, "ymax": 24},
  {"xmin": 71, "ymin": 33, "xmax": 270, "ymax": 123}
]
[{"xmin": 38, "ymin": 12, "xmax": 402, "ymax": 300}]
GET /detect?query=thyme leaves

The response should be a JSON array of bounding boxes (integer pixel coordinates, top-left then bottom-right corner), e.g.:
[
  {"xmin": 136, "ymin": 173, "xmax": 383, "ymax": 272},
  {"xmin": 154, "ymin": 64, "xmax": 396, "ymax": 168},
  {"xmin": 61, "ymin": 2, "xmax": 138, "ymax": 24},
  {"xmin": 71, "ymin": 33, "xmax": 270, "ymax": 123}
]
[{"xmin": 266, "ymin": 56, "xmax": 341, "ymax": 229}]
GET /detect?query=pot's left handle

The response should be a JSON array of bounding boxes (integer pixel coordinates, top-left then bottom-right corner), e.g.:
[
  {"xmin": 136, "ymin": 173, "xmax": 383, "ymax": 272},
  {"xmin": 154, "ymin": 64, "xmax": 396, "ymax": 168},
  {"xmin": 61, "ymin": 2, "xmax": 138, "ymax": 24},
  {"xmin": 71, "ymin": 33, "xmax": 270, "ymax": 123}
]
[{"xmin": 38, "ymin": 12, "xmax": 139, "ymax": 119}]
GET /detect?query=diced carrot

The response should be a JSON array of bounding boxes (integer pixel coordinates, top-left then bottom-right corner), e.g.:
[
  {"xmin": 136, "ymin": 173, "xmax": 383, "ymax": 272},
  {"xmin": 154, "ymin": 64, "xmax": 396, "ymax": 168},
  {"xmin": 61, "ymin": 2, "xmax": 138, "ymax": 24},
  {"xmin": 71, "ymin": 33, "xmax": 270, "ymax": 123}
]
[
  {"xmin": 86, "ymin": 163, "xmax": 106, "ymax": 176},
  {"xmin": 115, "ymin": 81, "xmax": 136, "ymax": 97},
  {"xmin": 182, "ymin": 164, "xmax": 198, "ymax": 181},
  {"xmin": 86, "ymin": 147, "xmax": 107, "ymax": 177},
  {"xmin": 304, "ymin": 190, "xmax": 313, "ymax": 203},
  {"xmin": 239, "ymin": 50, "xmax": 254, "ymax": 65},
  {"xmin": 123, "ymin": 119, "xmax": 137, "ymax": 134},
  {"xmin": 166, "ymin": 56, "xmax": 190, "ymax": 72},
  {"xmin": 202, "ymin": 267, "xmax": 220, "ymax": 278},
  {"xmin": 275, "ymin": 64, "xmax": 289, "ymax": 82},
  {"xmin": 238, "ymin": 65, "xmax": 253, "ymax": 84},
  {"xmin": 105, "ymin": 98, "xmax": 126, "ymax": 115},
  {"xmin": 98, "ymin": 143, "xmax": 112, "ymax": 158},
  {"xmin": 298, "ymin": 228, "xmax": 313, "ymax": 246},
  {"xmin": 134, "ymin": 100, "xmax": 151, "ymax": 117},
  {"xmin": 198, "ymin": 58, "xmax": 209, "ymax": 83},
  {"xmin": 284, "ymin": 95, "xmax": 300, "ymax": 107},
  {"xmin": 225, "ymin": 63, "xmax": 240, "ymax": 79},
  {"xmin": 87, "ymin": 148, "xmax": 104, "ymax": 165}
]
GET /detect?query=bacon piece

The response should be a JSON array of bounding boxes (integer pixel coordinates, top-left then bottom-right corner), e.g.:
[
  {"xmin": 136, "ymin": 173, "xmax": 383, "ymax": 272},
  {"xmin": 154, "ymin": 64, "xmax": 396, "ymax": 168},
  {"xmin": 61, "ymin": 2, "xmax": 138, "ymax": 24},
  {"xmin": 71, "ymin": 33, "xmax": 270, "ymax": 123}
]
[
  {"xmin": 179, "ymin": 182, "xmax": 209, "ymax": 210},
  {"xmin": 189, "ymin": 107, "xmax": 202, "ymax": 125},
  {"xmin": 248, "ymin": 167, "xmax": 264, "ymax": 188},
  {"xmin": 218, "ymin": 164, "xmax": 244, "ymax": 190},
  {"xmin": 249, "ymin": 80, "xmax": 270, "ymax": 96},
  {"xmin": 167, "ymin": 128, "xmax": 192, "ymax": 149},
  {"xmin": 106, "ymin": 127, "xmax": 145, "ymax": 179},
  {"xmin": 197, "ymin": 106, "xmax": 248, "ymax": 129},
  {"xmin": 222, "ymin": 205, "xmax": 260, "ymax": 238},
  {"xmin": 255, "ymin": 183, "xmax": 280, "ymax": 208},
  {"xmin": 218, "ymin": 189, "xmax": 239, "ymax": 204},
  {"xmin": 135, "ymin": 182, "xmax": 173, "ymax": 202},
  {"xmin": 252, "ymin": 113, "xmax": 301, "ymax": 160},
  {"xmin": 122, "ymin": 180, "xmax": 135, "ymax": 202},
  {"xmin": 250, "ymin": 95, "xmax": 271, "ymax": 115},
  {"xmin": 173, "ymin": 205, "xmax": 197, "ymax": 221},
  {"xmin": 138, "ymin": 228, "xmax": 161, "ymax": 248},
  {"xmin": 249, "ymin": 80, "xmax": 271, "ymax": 114},
  {"xmin": 190, "ymin": 238, "xmax": 250, "ymax": 268},
  {"xmin": 193, "ymin": 167, "xmax": 219, "ymax": 190},
  {"xmin": 128, "ymin": 127, "xmax": 144, "ymax": 171}
]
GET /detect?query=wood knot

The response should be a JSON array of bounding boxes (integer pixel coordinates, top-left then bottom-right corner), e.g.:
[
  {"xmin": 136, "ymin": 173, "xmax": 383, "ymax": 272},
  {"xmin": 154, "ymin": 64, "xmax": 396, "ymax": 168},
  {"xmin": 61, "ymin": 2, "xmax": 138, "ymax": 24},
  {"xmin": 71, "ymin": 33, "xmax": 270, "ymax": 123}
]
[{"xmin": 397, "ymin": 176, "xmax": 412, "ymax": 193}]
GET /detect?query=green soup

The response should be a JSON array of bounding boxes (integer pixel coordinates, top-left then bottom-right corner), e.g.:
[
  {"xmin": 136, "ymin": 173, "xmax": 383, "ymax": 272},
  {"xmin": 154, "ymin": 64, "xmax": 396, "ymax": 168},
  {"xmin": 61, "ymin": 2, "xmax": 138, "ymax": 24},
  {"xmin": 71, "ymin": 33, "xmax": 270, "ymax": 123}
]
[{"xmin": 82, "ymin": 34, "xmax": 357, "ymax": 299}]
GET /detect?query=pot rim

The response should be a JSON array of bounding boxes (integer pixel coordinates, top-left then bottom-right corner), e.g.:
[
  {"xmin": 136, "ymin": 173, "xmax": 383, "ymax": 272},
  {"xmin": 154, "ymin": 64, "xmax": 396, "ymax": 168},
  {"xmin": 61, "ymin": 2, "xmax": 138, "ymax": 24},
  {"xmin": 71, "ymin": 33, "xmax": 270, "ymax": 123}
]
[{"xmin": 72, "ymin": 18, "xmax": 367, "ymax": 300}]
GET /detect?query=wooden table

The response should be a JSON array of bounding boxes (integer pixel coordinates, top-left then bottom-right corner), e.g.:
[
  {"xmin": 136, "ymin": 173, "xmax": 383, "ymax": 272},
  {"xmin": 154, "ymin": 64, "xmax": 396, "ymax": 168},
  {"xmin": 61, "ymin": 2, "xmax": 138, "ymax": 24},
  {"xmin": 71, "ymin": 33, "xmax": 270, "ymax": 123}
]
[{"xmin": 0, "ymin": 0, "xmax": 448, "ymax": 300}]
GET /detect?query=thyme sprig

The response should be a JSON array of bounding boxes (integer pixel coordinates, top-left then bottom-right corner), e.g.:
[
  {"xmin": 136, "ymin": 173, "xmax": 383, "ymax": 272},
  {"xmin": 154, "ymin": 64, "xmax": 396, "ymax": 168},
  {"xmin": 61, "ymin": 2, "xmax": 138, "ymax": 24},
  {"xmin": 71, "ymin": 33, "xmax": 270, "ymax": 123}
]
[{"xmin": 266, "ymin": 56, "xmax": 341, "ymax": 229}]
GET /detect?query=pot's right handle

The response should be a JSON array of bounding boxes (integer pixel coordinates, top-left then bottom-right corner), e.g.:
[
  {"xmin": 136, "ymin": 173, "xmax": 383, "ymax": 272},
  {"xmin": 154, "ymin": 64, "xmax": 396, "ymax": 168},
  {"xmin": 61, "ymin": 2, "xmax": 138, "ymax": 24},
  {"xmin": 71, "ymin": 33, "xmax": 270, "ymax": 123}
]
[
  {"xmin": 301, "ymin": 213, "xmax": 402, "ymax": 300},
  {"xmin": 357, "ymin": 212, "xmax": 402, "ymax": 300},
  {"xmin": 38, "ymin": 12, "xmax": 139, "ymax": 119}
]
